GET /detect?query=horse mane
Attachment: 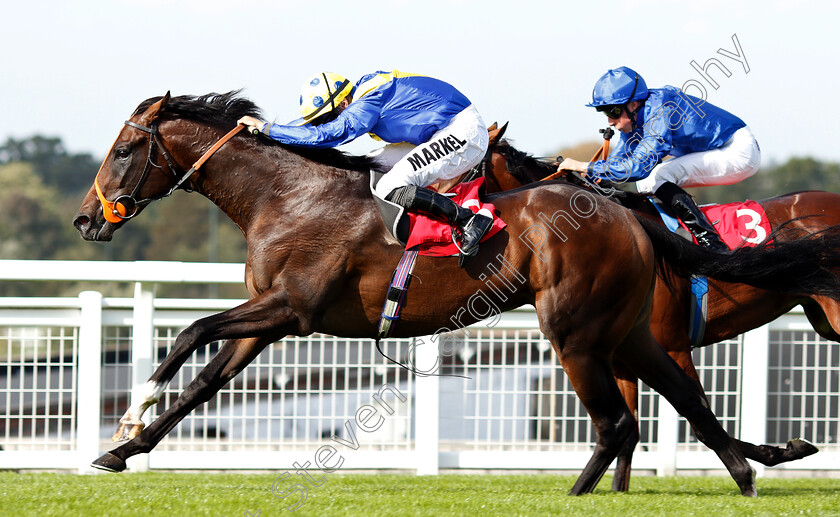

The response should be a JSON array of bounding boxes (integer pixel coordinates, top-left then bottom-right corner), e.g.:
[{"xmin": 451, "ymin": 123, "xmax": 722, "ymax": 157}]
[
  {"xmin": 494, "ymin": 138, "xmax": 658, "ymax": 208},
  {"xmin": 494, "ymin": 139, "xmax": 556, "ymax": 183},
  {"xmin": 135, "ymin": 90, "xmax": 381, "ymax": 174}
]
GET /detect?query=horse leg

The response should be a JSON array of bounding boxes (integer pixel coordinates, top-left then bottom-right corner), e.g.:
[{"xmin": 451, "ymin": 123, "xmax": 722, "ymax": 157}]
[
  {"xmin": 93, "ymin": 287, "xmax": 297, "ymax": 471},
  {"xmin": 611, "ymin": 360, "xmax": 640, "ymax": 492},
  {"xmin": 736, "ymin": 438, "xmax": 819, "ymax": 466},
  {"xmin": 616, "ymin": 325, "xmax": 757, "ymax": 496},
  {"xmin": 557, "ymin": 346, "xmax": 639, "ymax": 495},
  {"xmin": 111, "ymin": 288, "xmax": 295, "ymax": 441},
  {"xmin": 112, "ymin": 328, "xmax": 218, "ymax": 441},
  {"xmin": 727, "ymin": 294, "xmax": 839, "ymax": 464},
  {"xmin": 668, "ymin": 342, "xmax": 818, "ymax": 466},
  {"xmin": 92, "ymin": 335, "xmax": 272, "ymax": 472}
]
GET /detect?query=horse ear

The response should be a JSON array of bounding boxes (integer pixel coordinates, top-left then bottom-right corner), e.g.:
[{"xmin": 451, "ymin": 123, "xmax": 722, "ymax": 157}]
[
  {"xmin": 487, "ymin": 122, "xmax": 498, "ymax": 132},
  {"xmin": 488, "ymin": 121, "xmax": 509, "ymax": 147},
  {"xmin": 140, "ymin": 91, "xmax": 172, "ymax": 124}
]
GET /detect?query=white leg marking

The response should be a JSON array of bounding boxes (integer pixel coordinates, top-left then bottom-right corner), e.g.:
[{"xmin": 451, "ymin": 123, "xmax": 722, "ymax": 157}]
[{"xmin": 120, "ymin": 381, "xmax": 167, "ymax": 424}]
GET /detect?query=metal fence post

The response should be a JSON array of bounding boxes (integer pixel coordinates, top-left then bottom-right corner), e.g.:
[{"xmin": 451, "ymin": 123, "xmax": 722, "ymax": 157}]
[
  {"xmin": 77, "ymin": 291, "xmax": 103, "ymax": 474},
  {"xmin": 126, "ymin": 282, "xmax": 156, "ymax": 472},
  {"xmin": 740, "ymin": 323, "xmax": 770, "ymax": 477},
  {"xmin": 413, "ymin": 336, "xmax": 440, "ymax": 475}
]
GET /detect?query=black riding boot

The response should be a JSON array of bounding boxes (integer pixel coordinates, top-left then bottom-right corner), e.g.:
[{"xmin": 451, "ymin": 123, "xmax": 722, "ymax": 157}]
[
  {"xmin": 386, "ymin": 186, "xmax": 493, "ymax": 263},
  {"xmin": 654, "ymin": 182, "xmax": 729, "ymax": 252}
]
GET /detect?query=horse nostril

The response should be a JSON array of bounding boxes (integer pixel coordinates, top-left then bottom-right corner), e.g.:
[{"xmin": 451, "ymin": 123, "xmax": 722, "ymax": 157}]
[{"xmin": 73, "ymin": 214, "xmax": 90, "ymax": 231}]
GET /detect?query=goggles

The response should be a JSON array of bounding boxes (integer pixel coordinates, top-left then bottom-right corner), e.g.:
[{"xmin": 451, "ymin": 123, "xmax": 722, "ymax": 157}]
[{"xmin": 597, "ymin": 104, "xmax": 624, "ymax": 119}]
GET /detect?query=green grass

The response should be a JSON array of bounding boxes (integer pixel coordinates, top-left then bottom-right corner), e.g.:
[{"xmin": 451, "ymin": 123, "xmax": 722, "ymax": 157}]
[{"xmin": 1, "ymin": 472, "xmax": 839, "ymax": 516}]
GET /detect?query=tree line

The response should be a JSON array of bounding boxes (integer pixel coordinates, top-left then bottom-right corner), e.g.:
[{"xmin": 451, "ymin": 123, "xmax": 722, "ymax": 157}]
[
  {"xmin": 0, "ymin": 136, "xmax": 247, "ymax": 298},
  {"xmin": 1, "ymin": 135, "xmax": 836, "ymax": 296}
]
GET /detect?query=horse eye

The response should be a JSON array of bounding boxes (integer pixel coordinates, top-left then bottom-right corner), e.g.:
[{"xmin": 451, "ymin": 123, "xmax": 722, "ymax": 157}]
[{"xmin": 115, "ymin": 148, "xmax": 130, "ymax": 160}]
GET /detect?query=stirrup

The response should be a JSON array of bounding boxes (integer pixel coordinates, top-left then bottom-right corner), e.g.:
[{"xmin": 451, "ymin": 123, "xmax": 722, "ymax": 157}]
[
  {"xmin": 451, "ymin": 225, "xmax": 480, "ymax": 269},
  {"xmin": 448, "ymin": 231, "xmax": 474, "ymax": 268},
  {"xmin": 696, "ymin": 232, "xmax": 729, "ymax": 252},
  {"xmin": 450, "ymin": 231, "xmax": 470, "ymax": 256},
  {"xmin": 453, "ymin": 214, "xmax": 493, "ymax": 267}
]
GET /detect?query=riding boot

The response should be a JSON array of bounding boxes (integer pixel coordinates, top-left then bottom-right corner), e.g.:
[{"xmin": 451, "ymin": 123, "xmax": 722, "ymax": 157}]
[
  {"xmin": 386, "ymin": 186, "xmax": 493, "ymax": 262},
  {"xmin": 654, "ymin": 182, "xmax": 729, "ymax": 252}
]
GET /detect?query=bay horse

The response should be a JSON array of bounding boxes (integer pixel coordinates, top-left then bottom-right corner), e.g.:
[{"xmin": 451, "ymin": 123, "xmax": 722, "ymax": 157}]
[
  {"xmin": 484, "ymin": 138, "xmax": 840, "ymax": 489},
  {"xmin": 73, "ymin": 92, "xmax": 840, "ymax": 496}
]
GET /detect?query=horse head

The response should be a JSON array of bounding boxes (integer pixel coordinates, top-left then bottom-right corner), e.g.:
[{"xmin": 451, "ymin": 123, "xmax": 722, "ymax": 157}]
[
  {"xmin": 73, "ymin": 92, "xmax": 183, "ymax": 241},
  {"xmin": 73, "ymin": 91, "xmax": 271, "ymax": 242},
  {"xmin": 486, "ymin": 136, "xmax": 558, "ymax": 192}
]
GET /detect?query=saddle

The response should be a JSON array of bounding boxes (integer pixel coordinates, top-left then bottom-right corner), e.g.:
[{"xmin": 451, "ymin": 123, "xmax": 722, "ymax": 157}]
[
  {"xmin": 370, "ymin": 173, "xmax": 506, "ymax": 257},
  {"xmin": 650, "ymin": 197, "xmax": 771, "ymax": 250},
  {"xmin": 370, "ymin": 171, "xmax": 411, "ymax": 246}
]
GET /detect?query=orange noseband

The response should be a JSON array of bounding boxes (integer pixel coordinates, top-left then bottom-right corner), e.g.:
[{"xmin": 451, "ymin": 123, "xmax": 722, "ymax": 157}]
[{"xmin": 94, "ymin": 176, "xmax": 129, "ymax": 224}]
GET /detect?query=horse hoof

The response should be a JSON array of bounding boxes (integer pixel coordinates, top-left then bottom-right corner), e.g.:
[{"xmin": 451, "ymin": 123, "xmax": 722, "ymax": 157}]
[
  {"xmin": 112, "ymin": 422, "xmax": 144, "ymax": 442},
  {"xmin": 787, "ymin": 438, "xmax": 819, "ymax": 459},
  {"xmin": 128, "ymin": 423, "xmax": 145, "ymax": 440},
  {"xmin": 91, "ymin": 452, "xmax": 127, "ymax": 473},
  {"xmin": 740, "ymin": 468, "xmax": 757, "ymax": 497}
]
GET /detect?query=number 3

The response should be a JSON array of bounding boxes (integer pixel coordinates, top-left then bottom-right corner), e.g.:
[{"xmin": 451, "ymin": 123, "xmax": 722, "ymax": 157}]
[{"xmin": 736, "ymin": 208, "xmax": 767, "ymax": 244}]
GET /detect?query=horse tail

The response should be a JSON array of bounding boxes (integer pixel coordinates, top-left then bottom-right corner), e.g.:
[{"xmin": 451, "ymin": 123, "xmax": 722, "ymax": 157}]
[{"xmin": 634, "ymin": 214, "xmax": 840, "ymax": 299}]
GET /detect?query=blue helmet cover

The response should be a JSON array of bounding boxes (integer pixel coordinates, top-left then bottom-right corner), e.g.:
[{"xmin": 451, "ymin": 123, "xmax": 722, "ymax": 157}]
[{"xmin": 587, "ymin": 66, "xmax": 649, "ymax": 107}]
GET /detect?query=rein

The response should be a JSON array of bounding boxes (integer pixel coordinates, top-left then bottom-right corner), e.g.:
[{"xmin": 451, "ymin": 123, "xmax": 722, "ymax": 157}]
[
  {"xmin": 539, "ymin": 128, "xmax": 613, "ymax": 184},
  {"xmin": 95, "ymin": 122, "xmax": 245, "ymax": 223},
  {"xmin": 527, "ymin": 127, "xmax": 629, "ymax": 200}
]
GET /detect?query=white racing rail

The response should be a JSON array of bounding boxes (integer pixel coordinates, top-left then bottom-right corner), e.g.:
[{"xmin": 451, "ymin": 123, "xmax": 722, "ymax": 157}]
[{"xmin": 0, "ymin": 260, "xmax": 837, "ymax": 476}]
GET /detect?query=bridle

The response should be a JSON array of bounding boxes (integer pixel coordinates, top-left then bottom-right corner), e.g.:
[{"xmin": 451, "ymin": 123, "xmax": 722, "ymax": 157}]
[{"xmin": 95, "ymin": 120, "xmax": 244, "ymax": 224}]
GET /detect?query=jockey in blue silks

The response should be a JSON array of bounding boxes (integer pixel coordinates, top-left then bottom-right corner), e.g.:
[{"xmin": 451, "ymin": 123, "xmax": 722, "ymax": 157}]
[
  {"xmin": 558, "ymin": 66, "xmax": 761, "ymax": 251},
  {"xmin": 239, "ymin": 70, "xmax": 492, "ymax": 262}
]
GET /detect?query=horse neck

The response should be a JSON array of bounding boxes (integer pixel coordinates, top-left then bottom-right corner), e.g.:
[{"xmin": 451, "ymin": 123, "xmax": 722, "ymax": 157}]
[{"xmin": 183, "ymin": 133, "xmax": 375, "ymax": 233}]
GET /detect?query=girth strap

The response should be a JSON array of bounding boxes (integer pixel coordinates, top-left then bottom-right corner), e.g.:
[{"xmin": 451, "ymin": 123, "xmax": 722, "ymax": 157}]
[
  {"xmin": 377, "ymin": 245, "xmax": 420, "ymax": 340},
  {"xmin": 373, "ymin": 247, "xmax": 470, "ymax": 379}
]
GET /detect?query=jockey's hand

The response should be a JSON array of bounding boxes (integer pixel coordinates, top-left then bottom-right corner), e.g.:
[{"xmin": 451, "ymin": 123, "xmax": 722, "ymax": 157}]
[
  {"xmin": 557, "ymin": 158, "xmax": 588, "ymax": 174},
  {"xmin": 238, "ymin": 116, "xmax": 267, "ymax": 135}
]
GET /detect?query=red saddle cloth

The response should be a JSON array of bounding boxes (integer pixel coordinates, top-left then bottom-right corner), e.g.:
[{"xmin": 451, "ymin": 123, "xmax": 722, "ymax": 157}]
[
  {"xmin": 405, "ymin": 178, "xmax": 507, "ymax": 257},
  {"xmin": 697, "ymin": 200, "xmax": 771, "ymax": 249}
]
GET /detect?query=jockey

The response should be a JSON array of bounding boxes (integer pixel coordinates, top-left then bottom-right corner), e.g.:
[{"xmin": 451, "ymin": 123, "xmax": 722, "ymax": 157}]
[
  {"xmin": 238, "ymin": 70, "xmax": 492, "ymax": 261},
  {"xmin": 558, "ymin": 66, "xmax": 761, "ymax": 251}
]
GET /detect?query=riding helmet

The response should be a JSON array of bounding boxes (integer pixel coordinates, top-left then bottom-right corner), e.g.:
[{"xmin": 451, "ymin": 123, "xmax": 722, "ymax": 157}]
[
  {"xmin": 299, "ymin": 72, "xmax": 354, "ymax": 124},
  {"xmin": 586, "ymin": 66, "xmax": 649, "ymax": 107}
]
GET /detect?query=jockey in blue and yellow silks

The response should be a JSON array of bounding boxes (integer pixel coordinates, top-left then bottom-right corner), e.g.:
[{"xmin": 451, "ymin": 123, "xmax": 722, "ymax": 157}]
[
  {"xmin": 239, "ymin": 70, "xmax": 491, "ymax": 263},
  {"xmin": 558, "ymin": 66, "xmax": 761, "ymax": 251}
]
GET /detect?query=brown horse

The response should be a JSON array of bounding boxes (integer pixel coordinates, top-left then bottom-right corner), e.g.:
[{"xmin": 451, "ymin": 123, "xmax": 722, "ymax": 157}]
[
  {"xmin": 484, "ymin": 138, "xmax": 839, "ymax": 490},
  {"xmin": 72, "ymin": 92, "xmax": 840, "ymax": 496}
]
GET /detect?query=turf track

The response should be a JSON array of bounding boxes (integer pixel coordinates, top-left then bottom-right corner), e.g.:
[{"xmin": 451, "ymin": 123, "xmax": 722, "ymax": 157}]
[{"xmin": 1, "ymin": 472, "xmax": 839, "ymax": 516}]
